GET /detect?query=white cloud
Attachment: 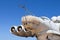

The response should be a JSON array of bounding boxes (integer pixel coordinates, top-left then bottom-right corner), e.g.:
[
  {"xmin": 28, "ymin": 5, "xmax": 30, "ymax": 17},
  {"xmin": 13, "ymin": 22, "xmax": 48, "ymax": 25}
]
[{"xmin": 51, "ymin": 16, "xmax": 57, "ymax": 22}]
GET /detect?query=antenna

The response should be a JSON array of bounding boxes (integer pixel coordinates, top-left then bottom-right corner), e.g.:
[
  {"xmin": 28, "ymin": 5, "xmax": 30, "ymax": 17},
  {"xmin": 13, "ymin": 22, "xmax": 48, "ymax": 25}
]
[
  {"xmin": 19, "ymin": 5, "xmax": 33, "ymax": 25},
  {"xmin": 19, "ymin": 5, "xmax": 28, "ymax": 24},
  {"xmin": 19, "ymin": 5, "xmax": 32, "ymax": 15},
  {"xmin": 19, "ymin": 5, "xmax": 28, "ymax": 12}
]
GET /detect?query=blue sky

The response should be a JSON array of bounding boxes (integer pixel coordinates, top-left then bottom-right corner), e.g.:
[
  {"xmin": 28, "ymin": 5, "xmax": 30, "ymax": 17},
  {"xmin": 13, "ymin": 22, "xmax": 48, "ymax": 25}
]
[{"xmin": 0, "ymin": 0, "xmax": 60, "ymax": 40}]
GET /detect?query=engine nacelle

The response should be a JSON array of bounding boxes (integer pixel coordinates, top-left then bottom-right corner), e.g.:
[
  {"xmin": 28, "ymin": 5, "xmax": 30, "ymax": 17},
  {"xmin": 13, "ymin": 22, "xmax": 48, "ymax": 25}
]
[
  {"xmin": 10, "ymin": 26, "xmax": 20, "ymax": 36},
  {"xmin": 17, "ymin": 26, "xmax": 22, "ymax": 32},
  {"xmin": 10, "ymin": 26, "xmax": 16, "ymax": 32}
]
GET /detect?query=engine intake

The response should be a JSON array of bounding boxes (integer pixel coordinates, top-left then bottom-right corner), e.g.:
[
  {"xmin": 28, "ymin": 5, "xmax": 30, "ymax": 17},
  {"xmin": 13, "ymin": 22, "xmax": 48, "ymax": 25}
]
[
  {"xmin": 17, "ymin": 26, "xmax": 22, "ymax": 31},
  {"xmin": 11, "ymin": 27, "xmax": 15, "ymax": 32}
]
